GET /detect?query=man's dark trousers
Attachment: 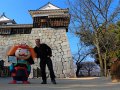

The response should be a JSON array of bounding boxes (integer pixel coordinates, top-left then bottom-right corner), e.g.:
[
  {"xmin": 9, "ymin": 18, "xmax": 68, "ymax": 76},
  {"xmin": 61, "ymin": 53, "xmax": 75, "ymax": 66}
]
[{"xmin": 40, "ymin": 57, "xmax": 55, "ymax": 82}]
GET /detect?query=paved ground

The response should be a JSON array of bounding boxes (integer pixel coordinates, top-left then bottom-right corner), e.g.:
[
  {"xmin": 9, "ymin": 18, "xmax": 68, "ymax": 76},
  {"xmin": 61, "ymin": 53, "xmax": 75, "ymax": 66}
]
[{"xmin": 0, "ymin": 77, "xmax": 120, "ymax": 90}]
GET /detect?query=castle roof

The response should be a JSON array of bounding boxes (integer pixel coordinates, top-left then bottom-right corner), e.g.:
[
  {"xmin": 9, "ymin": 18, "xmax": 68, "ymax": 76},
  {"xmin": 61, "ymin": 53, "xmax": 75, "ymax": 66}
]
[
  {"xmin": 0, "ymin": 13, "xmax": 16, "ymax": 24},
  {"xmin": 38, "ymin": 2, "xmax": 60, "ymax": 10},
  {"xmin": 0, "ymin": 24, "xmax": 33, "ymax": 28},
  {"xmin": 29, "ymin": 2, "xmax": 69, "ymax": 18}
]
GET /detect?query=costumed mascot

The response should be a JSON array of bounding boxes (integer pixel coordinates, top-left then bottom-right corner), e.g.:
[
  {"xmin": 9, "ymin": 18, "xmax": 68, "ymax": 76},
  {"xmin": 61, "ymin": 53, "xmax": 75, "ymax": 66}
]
[{"xmin": 7, "ymin": 43, "xmax": 36, "ymax": 84}]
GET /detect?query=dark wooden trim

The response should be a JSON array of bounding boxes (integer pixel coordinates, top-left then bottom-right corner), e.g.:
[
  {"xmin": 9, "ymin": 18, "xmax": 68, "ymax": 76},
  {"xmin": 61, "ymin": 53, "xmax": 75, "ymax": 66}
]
[
  {"xmin": 33, "ymin": 17, "xmax": 69, "ymax": 28},
  {"xmin": 0, "ymin": 27, "xmax": 32, "ymax": 35}
]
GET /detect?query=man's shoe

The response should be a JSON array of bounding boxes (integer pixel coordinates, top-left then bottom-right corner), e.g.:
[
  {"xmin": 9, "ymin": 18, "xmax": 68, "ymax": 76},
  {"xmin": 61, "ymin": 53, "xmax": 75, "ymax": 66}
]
[
  {"xmin": 41, "ymin": 81, "xmax": 47, "ymax": 84},
  {"xmin": 51, "ymin": 79, "xmax": 56, "ymax": 84}
]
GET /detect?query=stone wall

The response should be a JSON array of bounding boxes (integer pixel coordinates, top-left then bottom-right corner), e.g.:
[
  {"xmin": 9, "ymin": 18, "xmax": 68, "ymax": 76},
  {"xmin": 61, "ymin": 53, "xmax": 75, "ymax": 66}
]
[{"xmin": 0, "ymin": 28, "xmax": 75, "ymax": 78}]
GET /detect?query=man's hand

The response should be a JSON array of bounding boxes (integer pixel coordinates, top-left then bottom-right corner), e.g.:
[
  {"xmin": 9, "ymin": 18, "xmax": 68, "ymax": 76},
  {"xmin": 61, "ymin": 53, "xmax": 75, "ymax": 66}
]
[{"xmin": 34, "ymin": 58, "xmax": 38, "ymax": 63}]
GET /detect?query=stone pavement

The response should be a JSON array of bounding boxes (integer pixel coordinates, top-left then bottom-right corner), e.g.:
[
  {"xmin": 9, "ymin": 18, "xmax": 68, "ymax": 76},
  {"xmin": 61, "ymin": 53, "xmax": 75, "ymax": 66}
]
[{"xmin": 0, "ymin": 77, "xmax": 120, "ymax": 90}]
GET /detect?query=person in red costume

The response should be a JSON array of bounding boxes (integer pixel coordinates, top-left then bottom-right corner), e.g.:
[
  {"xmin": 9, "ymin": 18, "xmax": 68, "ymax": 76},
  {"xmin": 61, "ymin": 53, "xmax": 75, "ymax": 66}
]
[{"xmin": 7, "ymin": 43, "xmax": 36, "ymax": 84}]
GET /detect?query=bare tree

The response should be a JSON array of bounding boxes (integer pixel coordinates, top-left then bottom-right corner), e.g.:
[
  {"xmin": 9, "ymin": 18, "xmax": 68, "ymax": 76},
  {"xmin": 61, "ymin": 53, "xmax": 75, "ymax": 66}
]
[
  {"xmin": 73, "ymin": 42, "xmax": 91, "ymax": 77},
  {"xmin": 81, "ymin": 61, "xmax": 98, "ymax": 76},
  {"xmin": 68, "ymin": 0, "xmax": 120, "ymax": 76}
]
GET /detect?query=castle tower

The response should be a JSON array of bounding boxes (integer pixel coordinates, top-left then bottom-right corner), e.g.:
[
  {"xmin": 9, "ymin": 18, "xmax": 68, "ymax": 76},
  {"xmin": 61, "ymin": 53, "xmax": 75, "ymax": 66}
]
[
  {"xmin": 29, "ymin": 3, "xmax": 74, "ymax": 78},
  {"xmin": 29, "ymin": 3, "xmax": 70, "ymax": 31}
]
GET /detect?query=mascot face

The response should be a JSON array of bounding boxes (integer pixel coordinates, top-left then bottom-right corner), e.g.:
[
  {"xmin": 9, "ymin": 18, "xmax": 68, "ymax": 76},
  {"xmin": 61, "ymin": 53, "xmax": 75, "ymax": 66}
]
[
  {"xmin": 7, "ymin": 43, "xmax": 36, "ymax": 61},
  {"xmin": 15, "ymin": 48, "xmax": 31, "ymax": 60}
]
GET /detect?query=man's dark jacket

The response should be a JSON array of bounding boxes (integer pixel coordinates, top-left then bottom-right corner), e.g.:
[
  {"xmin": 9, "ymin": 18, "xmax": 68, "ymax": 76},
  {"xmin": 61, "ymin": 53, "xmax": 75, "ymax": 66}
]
[{"xmin": 34, "ymin": 43, "xmax": 52, "ymax": 59}]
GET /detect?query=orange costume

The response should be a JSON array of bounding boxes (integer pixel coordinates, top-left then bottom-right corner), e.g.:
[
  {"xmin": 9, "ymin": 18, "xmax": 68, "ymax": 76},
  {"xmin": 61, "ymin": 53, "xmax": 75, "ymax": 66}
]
[{"xmin": 7, "ymin": 43, "xmax": 36, "ymax": 84}]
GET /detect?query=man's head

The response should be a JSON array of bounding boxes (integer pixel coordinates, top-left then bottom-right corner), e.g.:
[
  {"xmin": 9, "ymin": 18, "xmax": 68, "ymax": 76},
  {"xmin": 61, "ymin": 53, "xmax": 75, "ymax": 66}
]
[{"xmin": 35, "ymin": 39, "xmax": 41, "ymax": 47}]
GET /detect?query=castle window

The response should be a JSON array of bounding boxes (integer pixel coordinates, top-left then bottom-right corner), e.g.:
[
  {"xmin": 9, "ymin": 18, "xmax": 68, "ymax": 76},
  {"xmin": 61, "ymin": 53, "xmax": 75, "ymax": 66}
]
[
  {"xmin": 33, "ymin": 16, "xmax": 49, "ymax": 28},
  {"xmin": 0, "ymin": 28, "xmax": 11, "ymax": 35},
  {"xmin": 11, "ymin": 28, "xmax": 32, "ymax": 34}
]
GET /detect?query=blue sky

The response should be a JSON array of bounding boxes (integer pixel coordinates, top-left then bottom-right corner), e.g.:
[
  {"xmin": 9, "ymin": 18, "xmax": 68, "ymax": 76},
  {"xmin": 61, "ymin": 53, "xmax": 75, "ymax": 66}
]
[
  {"xmin": 0, "ymin": 0, "xmax": 69, "ymax": 24},
  {"xmin": 0, "ymin": 0, "xmax": 80, "ymax": 56}
]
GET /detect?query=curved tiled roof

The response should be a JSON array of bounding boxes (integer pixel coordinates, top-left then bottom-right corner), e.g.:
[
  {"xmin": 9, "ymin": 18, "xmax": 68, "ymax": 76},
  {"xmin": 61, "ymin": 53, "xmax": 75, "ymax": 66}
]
[
  {"xmin": 38, "ymin": 2, "xmax": 60, "ymax": 10},
  {"xmin": 0, "ymin": 13, "xmax": 16, "ymax": 24},
  {"xmin": 0, "ymin": 24, "xmax": 33, "ymax": 28}
]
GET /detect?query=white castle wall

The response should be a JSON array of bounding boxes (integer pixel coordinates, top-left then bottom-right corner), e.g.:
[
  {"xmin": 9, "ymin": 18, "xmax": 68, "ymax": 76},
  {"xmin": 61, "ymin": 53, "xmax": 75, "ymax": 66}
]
[{"xmin": 0, "ymin": 27, "xmax": 75, "ymax": 78}]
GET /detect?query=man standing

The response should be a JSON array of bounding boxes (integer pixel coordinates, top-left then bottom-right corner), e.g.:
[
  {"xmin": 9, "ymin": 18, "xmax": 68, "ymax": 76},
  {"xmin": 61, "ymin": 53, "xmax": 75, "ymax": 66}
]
[{"xmin": 34, "ymin": 39, "xmax": 56, "ymax": 84}]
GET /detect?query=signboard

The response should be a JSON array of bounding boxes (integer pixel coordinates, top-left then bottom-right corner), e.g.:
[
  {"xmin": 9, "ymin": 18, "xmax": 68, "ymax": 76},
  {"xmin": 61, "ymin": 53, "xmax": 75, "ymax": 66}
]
[{"xmin": 8, "ymin": 56, "xmax": 17, "ymax": 63}]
